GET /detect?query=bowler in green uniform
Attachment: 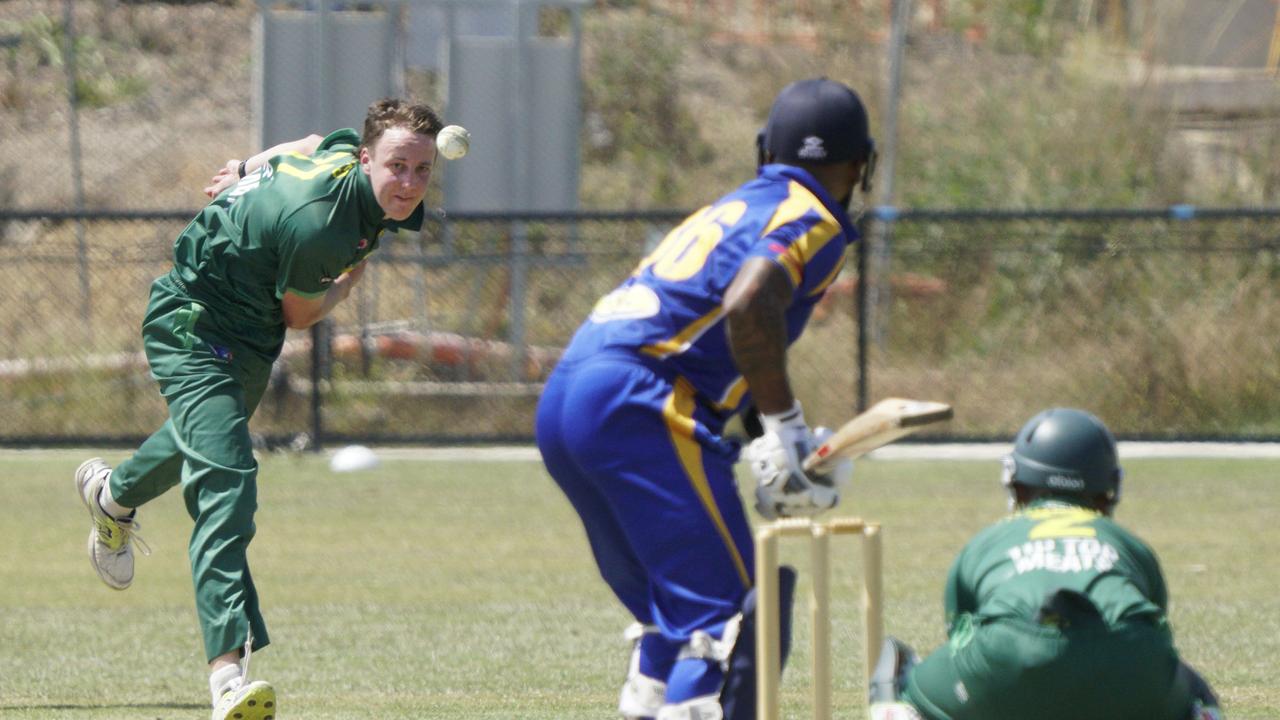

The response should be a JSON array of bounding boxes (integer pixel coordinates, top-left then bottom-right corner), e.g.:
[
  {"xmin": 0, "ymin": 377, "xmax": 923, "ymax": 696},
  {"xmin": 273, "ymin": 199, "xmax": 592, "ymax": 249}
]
[
  {"xmin": 868, "ymin": 408, "xmax": 1224, "ymax": 720},
  {"xmin": 73, "ymin": 98, "xmax": 447, "ymax": 720}
]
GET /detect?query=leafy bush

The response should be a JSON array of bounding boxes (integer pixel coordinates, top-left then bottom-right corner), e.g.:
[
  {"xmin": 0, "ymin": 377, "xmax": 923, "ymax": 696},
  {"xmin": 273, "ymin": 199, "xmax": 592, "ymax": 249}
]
[
  {"xmin": 580, "ymin": 9, "xmax": 711, "ymax": 206},
  {"xmin": 5, "ymin": 11, "xmax": 146, "ymax": 109}
]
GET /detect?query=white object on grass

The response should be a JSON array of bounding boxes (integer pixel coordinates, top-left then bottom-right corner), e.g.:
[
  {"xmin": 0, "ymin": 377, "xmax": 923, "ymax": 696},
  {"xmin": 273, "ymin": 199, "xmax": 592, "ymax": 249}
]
[{"xmin": 330, "ymin": 445, "xmax": 380, "ymax": 472}]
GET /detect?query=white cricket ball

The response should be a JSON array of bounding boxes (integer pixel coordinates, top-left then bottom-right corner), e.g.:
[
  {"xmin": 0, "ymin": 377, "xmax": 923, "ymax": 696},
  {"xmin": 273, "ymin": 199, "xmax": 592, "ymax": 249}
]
[
  {"xmin": 436, "ymin": 124, "xmax": 470, "ymax": 160},
  {"xmin": 330, "ymin": 444, "xmax": 380, "ymax": 473}
]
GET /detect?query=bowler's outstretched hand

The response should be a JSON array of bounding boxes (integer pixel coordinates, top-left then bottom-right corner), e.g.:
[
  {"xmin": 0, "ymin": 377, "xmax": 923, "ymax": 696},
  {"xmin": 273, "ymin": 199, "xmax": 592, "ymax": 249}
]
[{"xmin": 204, "ymin": 159, "xmax": 242, "ymax": 198}]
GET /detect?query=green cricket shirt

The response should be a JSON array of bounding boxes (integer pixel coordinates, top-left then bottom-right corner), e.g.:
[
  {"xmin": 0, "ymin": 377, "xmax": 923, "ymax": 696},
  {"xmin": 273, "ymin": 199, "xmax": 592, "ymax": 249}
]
[
  {"xmin": 166, "ymin": 128, "xmax": 425, "ymax": 358},
  {"xmin": 943, "ymin": 498, "xmax": 1168, "ymax": 633}
]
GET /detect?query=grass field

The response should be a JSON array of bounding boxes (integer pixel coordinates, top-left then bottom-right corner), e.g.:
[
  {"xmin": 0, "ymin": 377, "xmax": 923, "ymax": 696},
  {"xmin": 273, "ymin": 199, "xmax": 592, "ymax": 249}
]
[{"xmin": 1, "ymin": 450, "xmax": 1276, "ymax": 719}]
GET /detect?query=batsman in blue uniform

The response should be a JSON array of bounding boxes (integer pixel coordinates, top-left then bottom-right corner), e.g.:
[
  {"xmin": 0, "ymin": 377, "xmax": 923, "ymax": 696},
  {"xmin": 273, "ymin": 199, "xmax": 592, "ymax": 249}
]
[{"xmin": 536, "ymin": 78, "xmax": 876, "ymax": 720}]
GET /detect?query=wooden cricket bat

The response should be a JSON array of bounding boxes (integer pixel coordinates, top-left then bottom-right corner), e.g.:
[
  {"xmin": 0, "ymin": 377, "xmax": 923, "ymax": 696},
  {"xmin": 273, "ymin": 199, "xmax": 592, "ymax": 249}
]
[{"xmin": 803, "ymin": 397, "xmax": 953, "ymax": 473}]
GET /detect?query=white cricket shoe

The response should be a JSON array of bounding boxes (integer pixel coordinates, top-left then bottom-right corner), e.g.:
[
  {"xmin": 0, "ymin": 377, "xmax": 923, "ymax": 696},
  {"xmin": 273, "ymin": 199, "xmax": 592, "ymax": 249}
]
[
  {"xmin": 212, "ymin": 680, "xmax": 276, "ymax": 720},
  {"xmin": 75, "ymin": 458, "xmax": 148, "ymax": 590}
]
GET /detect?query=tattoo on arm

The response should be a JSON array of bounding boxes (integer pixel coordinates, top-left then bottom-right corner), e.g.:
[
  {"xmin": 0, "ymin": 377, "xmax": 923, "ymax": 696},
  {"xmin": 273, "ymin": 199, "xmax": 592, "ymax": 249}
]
[{"xmin": 725, "ymin": 257, "xmax": 795, "ymax": 415}]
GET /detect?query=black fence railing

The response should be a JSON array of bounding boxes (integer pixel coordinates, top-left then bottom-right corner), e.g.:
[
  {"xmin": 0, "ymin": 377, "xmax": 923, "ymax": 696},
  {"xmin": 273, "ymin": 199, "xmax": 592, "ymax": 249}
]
[
  {"xmin": 2, "ymin": 207, "xmax": 1277, "ymax": 447},
  {"xmin": 857, "ymin": 206, "xmax": 1280, "ymax": 440}
]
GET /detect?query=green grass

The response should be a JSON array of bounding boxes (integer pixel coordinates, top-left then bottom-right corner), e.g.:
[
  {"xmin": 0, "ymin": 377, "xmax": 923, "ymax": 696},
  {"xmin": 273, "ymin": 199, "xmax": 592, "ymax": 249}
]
[{"xmin": 1, "ymin": 452, "xmax": 1276, "ymax": 718}]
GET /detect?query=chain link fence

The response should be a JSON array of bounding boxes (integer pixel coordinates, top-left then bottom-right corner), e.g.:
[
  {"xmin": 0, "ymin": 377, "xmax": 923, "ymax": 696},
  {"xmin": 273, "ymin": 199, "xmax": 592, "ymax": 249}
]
[
  {"xmin": 862, "ymin": 208, "xmax": 1280, "ymax": 439},
  {"xmin": 2, "ymin": 2, "xmax": 1278, "ymax": 445},
  {"xmin": 0, "ymin": 1, "xmax": 254, "ymax": 212},
  {"xmin": 2, "ymin": 208, "xmax": 1277, "ymax": 446}
]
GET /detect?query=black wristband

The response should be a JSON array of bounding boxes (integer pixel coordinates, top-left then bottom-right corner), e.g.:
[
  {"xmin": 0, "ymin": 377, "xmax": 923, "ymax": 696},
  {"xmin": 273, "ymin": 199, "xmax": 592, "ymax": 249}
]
[{"xmin": 237, "ymin": 159, "xmax": 248, "ymax": 178}]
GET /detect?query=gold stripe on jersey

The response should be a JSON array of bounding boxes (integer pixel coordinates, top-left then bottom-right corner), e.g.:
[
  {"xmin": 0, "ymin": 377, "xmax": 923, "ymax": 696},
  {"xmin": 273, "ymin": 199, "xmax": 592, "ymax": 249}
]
[
  {"xmin": 284, "ymin": 150, "xmax": 354, "ymax": 161},
  {"xmin": 714, "ymin": 377, "xmax": 749, "ymax": 412},
  {"xmin": 807, "ymin": 246, "xmax": 848, "ymax": 298},
  {"xmin": 777, "ymin": 252, "xmax": 804, "ymax": 285},
  {"xmin": 664, "ymin": 377, "xmax": 751, "ymax": 588},
  {"xmin": 276, "ymin": 153, "xmax": 353, "ymax": 181},
  {"xmin": 640, "ymin": 305, "xmax": 725, "ymax": 359},
  {"xmin": 760, "ymin": 181, "xmax": 842, "ymax": 287}
]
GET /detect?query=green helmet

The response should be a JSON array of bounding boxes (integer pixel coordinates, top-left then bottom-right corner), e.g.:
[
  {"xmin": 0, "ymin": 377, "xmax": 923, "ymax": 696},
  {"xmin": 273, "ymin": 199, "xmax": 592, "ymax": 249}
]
[{"xmin": 1003, "ymin": 408, "xmax": 1122, "ymax": 509}]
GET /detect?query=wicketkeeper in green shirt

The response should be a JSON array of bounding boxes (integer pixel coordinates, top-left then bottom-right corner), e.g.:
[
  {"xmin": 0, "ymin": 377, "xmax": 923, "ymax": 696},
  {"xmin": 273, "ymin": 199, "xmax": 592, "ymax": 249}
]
[
  {"xmin": 73, "ymin": 98, "xmax": 448, "ymax": 720},
  {"xmin": 868, "ymin": 407, "xmax": 1224, "ymax": 720}
]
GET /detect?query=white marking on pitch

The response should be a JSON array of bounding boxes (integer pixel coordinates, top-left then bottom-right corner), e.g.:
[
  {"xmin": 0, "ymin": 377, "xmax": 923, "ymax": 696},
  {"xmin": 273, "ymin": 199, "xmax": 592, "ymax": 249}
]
[
  {"xmin": 7, "ymin": 443, "xmax": 1280, "ymax": 463},
  {"xmin": 868, "ymin": 442, "xmax": 1280, "ymax": 460},
  {"xmin": 360, "ymin": 442, "xmax": 1280, "ymax": 462}
]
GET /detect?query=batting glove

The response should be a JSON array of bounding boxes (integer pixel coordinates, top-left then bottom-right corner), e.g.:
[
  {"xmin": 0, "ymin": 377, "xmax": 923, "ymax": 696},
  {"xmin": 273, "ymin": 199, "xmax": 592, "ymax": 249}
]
[{"xmin": 745, "ymin": 403, "xmax": 852, "ymax": 519}]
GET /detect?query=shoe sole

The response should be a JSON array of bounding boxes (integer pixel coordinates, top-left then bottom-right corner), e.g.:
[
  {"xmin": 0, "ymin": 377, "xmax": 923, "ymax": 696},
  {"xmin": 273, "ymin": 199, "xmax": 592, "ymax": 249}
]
[
  {"xmin": 75, "ymin": 458, "xmax": 131, "ymax": 591},
  {"xmin": 217, "ymin": 681, "xmax": 277, "ymax": 720}
]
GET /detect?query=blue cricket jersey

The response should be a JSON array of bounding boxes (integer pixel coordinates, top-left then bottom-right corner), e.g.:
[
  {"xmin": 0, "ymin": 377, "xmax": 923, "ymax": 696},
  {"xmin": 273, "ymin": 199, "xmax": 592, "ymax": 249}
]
[{"xmin": 561, "ymin": 164, "xmax": 859, "ymax": 416}]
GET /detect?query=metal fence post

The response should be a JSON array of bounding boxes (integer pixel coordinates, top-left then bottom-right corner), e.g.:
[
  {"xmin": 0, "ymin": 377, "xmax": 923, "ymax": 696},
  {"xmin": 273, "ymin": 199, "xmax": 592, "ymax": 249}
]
[
  {"xmin": 62, "ymin": 0, "xmax": 91, "ymax": 340},
  {"xmin": 509, "ymin": 221, "xmax": 529, "ymax": 380},
  {"xmin": 3, "ymin": 207, "xmax": 1280, "ymax": 446},
  {"xmin": 309, "ymin": 319, "xmax": 331, "ymax": 451},
  {"xmin": 856, "ymin": 216, "xmax": 869, "ymax": 413}
]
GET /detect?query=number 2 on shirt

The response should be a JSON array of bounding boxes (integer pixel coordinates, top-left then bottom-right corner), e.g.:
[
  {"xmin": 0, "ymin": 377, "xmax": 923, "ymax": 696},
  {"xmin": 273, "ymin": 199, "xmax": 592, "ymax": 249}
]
[{"xmin": 1026, "ymin": 506, "xmax": 1098, "ymax": 539}]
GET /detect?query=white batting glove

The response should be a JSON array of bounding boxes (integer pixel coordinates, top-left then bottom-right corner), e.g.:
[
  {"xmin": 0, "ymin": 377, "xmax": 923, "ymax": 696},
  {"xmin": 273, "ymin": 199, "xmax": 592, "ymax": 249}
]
[{"xmin": 745, "ymin": 403, "xmax": 852, "ymax": 519}]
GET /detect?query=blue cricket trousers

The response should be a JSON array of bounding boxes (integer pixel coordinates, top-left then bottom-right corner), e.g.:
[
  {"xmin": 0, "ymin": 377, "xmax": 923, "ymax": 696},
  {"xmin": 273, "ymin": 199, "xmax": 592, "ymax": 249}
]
[{"xmin": 535, "ymin": 351, "xmax": 755, "ymax": 703}]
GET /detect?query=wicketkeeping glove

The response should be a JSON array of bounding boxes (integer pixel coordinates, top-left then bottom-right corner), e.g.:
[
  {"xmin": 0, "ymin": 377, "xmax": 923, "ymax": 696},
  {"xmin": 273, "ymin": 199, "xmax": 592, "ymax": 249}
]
[{"xmin": 744, "ymin": 402, "xmax": 854, "ymax": 520}]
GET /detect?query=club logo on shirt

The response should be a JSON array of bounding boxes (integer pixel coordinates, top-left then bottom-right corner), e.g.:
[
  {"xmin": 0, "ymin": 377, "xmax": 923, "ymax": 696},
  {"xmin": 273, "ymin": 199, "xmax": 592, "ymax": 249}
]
[
  {"xmin": 357, "ymin": 238, "xmax": 369, "ymax": 249},
  {"xmin": 1007, "ymin": 538, "xmax": 1119, "ymax": 574},
  {"xmin": 589, "ymin": 284, "xmax": 661, "ymax": 323},
  {"xmin": 797, "ymin": 136, "xmax": 827, "ymax": 160},
  {"xmin": 205, "ymin": 341, "xmax": 234, "ymax": 363}
]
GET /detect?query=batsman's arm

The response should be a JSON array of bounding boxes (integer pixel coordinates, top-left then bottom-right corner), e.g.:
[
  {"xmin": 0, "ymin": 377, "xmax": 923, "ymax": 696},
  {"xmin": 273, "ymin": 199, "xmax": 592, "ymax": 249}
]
[
  {"xmin": 724, "ymin": 257, "xmax": 795, "ymax": 415},
  {"xmin": 204, "ymin": 133, "xmax": 326, "ymax": 198}
]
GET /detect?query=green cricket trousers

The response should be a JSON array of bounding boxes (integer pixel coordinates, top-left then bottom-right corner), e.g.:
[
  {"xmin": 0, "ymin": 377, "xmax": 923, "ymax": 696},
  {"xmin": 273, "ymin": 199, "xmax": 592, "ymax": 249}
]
[
  {"xmin": 108, "ymin": 275, "xmax": 274, "ymax": 662},
  {"xmin": 903, "ymin": 613, "xmax": 1195, "ymax": 720}
]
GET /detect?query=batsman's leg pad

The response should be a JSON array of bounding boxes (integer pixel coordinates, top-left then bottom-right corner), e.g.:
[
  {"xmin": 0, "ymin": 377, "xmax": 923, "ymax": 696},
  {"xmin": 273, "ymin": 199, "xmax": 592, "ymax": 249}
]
[
  {"xmin": 656, "ymin": 694, "xmax": 723, "ymax": 720},
  {"xmin": 666, "ymin": 657, "xmax": 726, "ymax": 709},
  {"xmin": 719, "ymin": 565, "xmax": 798, "ymax": 720},
  {"xmin": 620, "ymin": 623, "xmax": 670, "ymax": 719},
  {"xmin": 869, "ymin": 636, "xmax": 921, "ymax": 704},
  {"xmin": 666, "ymin": 615, "xmax": 743, "ymax": 706},
  {"xmin": 868, "ymin": 701, "xmax": 925, "ymax": 720},
  {"xmin": 621, "ymin": 673, "xmax": 667, "ymax": 720}
]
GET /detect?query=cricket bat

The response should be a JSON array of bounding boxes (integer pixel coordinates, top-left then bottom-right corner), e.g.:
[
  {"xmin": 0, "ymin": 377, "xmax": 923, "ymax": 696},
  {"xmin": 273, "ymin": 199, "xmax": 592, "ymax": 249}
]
[{"xmin": 803, "ymin": 397, "xmax": 953, "ymax": 473}]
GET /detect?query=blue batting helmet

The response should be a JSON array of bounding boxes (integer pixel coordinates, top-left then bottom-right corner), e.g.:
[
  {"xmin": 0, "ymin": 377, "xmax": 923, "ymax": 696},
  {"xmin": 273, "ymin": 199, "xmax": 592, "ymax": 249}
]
[{"xmin": 760, "ymin": 77, "xmax": 877, "ymax": 191}]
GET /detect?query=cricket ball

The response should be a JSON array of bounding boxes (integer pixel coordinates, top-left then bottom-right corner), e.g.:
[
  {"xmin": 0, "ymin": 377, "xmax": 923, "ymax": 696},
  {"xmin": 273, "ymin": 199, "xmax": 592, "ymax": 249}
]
[{"xmin": 436, "ymin": 125, "xmax": 470, "ymax": 160}]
